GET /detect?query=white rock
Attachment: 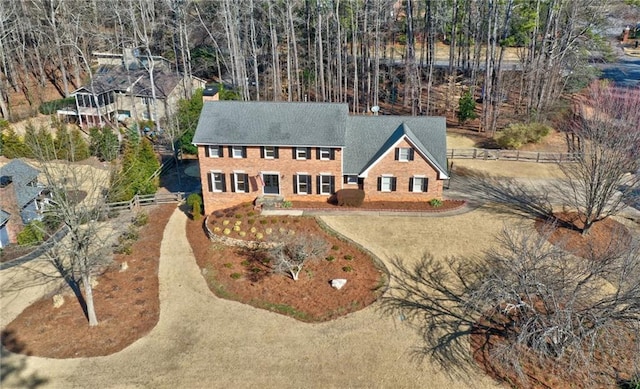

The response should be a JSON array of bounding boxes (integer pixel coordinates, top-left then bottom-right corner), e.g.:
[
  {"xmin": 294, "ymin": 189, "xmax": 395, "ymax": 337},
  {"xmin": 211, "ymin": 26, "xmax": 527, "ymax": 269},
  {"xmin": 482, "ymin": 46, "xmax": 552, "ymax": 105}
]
[
  {"xmin": 120, "ymin": 261, "xmax": 129, "ymax": 272},
  {"xmin": 53, "ymin": 294, "xmax": 64, "ymax": 308},
  {"xmin": 331, "ymin": 278, "xmax": 347, "ymax": 290}
]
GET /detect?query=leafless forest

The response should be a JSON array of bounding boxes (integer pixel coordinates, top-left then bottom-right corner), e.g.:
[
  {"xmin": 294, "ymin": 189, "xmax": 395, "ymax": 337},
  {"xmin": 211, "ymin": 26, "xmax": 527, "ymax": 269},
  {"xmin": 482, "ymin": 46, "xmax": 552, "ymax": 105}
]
[{"xmin": 1, "ymin": 0, "xmax": 638, "ymax": 133}]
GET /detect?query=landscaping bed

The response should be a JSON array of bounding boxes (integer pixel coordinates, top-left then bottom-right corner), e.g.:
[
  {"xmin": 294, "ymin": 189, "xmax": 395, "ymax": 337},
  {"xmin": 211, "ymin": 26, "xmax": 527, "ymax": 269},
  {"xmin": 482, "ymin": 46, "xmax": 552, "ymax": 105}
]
[
  {"xmin": 188, "ymin": 203, "xmax": 388, "ymax": 322},
  {"xmin": 290, "ymin": 199, "xmax": 466, "ymax": 212},
  {"xmin": 1, "ymin": 204, "xmax": 175, "ymax": 358}
]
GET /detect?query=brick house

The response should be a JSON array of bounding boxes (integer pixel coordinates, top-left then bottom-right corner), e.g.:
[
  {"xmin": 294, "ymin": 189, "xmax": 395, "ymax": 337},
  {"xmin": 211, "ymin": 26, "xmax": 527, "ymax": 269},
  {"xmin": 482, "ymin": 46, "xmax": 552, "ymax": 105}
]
[{"xmin": 192, "ymin": 102, "xmax": 449, "ymax": 213}]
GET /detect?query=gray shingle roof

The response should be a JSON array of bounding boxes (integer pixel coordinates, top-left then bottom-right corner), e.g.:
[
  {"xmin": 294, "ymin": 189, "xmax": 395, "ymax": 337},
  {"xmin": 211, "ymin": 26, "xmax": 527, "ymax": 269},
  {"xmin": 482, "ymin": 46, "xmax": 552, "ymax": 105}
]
[
  {"xmin": 73, "ymin": 68, "xmax": 181, "ymax": 99},
  {"xmin": 193, "ymin": 102, "xmax": 348, "ymax": 147},
  {"xmin": 0, "ymin": 159, "xmax": 42, "ymax": 209},
  {"xmin": 344, "ymin": 116, "xmax": 448, "ymax": 176},
  {"xmin": 0, "ymin": 159, "xmax": 39, "ymax": 184},
  {"xmin": 192, "ymin": 102, "xmax": 448, "ymax": 177}
]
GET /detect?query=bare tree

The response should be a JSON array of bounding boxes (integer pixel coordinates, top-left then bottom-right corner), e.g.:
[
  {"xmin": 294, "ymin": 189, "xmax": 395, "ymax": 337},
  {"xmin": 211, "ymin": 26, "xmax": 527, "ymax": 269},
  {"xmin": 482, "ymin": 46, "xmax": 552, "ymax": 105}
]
[
  {"xmin": 269, "ymin": 232, "xmax": 330, "ymax": 281},
  {"xmin": 381, "ymin": 223, "xmax": 640, "ymax": 387},
  {"xmin": 558, "ymin": 82, "xmax": 640, "ymax": 235},
  {"xmin": 26, "ymin": 136, "xmax": 122, "ymax": 327}
]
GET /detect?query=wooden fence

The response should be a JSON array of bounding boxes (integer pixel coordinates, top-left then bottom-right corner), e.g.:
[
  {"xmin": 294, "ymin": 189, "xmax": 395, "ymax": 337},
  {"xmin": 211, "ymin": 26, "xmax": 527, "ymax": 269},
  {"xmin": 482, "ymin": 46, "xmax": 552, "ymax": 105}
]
[
  {"xmin": 106, "ymin": 192, "xmax": 184, "ymax": 212},
  {"xmin": 447, "ymin": 148, "xmax": 579, "ymax": 163}
]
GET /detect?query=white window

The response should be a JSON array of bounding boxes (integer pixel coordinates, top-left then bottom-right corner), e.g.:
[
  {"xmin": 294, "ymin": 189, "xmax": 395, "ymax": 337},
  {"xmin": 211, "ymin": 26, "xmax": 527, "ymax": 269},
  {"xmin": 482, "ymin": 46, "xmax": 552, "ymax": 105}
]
[
  {"xmin": 411, "ymin": 176, "xmax": 427, "ymax": 192},
  {"xmin": 141, "ymin": 97, "xmax": 155, "ymax": 106},
  {"xmin": 345, "ymin": 175, "xmax": 358, "ymax": 185},
  {"xmin": 263, "ymin": 146, "xmax": 276, "ymax": 159},
  {"xmin": 232, "ymin": 146, "xmax": 244, "ymax": 158},
  {"xmin": 208, "ymin": 146, "xmax": 222, "ymax": 158},
  {"xmin": 210, "ymin": 172, "xmax": 225, "ymax": 192},
  {"xmin": 296, "ymin": 147, "xmax": 309, "ymax": 160},
  {"xmin": 319, "ymin": 175, "xmax": 334, "ymax": 195},
  {"xmin": 397, "ymin": 147, "xmax": 412, "ymax": 162},
  {"xmin": 319, "ymin": 147, "xmax": 332, "ymax": 160},
  {"xmin": 234, "ymin": 172, "xmax": 248, "ymax": 192},
  {"xmin": 379, "ymin": 175, "xmax": 396, "ymax": 192},
  {"xmin": 295, "ymin": 174, "xmax": 311, "ymax": 195}
]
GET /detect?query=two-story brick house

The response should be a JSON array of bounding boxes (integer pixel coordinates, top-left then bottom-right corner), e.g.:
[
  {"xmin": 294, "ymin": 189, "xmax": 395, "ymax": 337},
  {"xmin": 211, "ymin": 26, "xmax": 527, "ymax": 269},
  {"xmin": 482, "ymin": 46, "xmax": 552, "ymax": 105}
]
[{"xmin": 192, "ymin": 102, "xmax": 449, "ymax": 213}]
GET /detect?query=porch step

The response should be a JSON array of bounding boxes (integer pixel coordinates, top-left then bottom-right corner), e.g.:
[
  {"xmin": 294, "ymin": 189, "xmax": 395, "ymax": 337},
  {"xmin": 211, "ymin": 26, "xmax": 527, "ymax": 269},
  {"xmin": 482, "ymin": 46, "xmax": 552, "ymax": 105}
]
[{"xmin": 254, "ymin": 195, "xmax": 285, "ymax": 209}]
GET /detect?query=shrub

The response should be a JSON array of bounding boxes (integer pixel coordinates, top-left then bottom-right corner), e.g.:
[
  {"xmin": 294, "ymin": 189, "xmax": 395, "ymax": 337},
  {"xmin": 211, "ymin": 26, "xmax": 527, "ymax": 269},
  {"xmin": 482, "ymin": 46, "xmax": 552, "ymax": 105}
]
[
  {"xmin": 336, "ymin": 189, "xmax": 365, "ymax": 207},
  {"xmin": 230, "ymin": 273, "xmax": 242, "ymax": 279},
  {"xmin": 187, "ymin": 193, "xmax": 203, "ymax": 220},
  {"xmin": 457, "ymin": 92, "xmax": 478, "ymax": 124},
  {"xmin": 331, "ymin": 245, "xmax": 340, "ymax": 250},
  {"xmin": 234, "ymin": 214, "xmax": 242, "ymax": 218},
  {"xmin": 259, "ymin": 220, "xmax": 268, "ymax": 225},
  {"xmin": 344, "ymin": 254, "xmax": 354, "ymax": 261},
  {"xmin": 132, "ymin": 212, "xmax": 148, "ymax": 227},
  {"xmin": 247, "ymin": 219, "xmax": 255, "ymax": 225},
  {"xmin": 240, "ymin": 260, "xmax": 250, "ymax": 266},
  {"xmin": 17, "ymin": 221, "xmax": 46, "ymax": 246},
  {"xmin": 223, "ymin": 228, "xmax": 231, "ymax": 235},
  {"xmin": 247, "ymin": 211, "xmax": 255, "ymax": 217},
  {"xmin": 223, "ymin": 263, "xmax": 233, "ymax": 268},
  {"xmin": 326, "ymin": 256, "xmax": 336, "ymax": 262},
  {"xmin": 495, "ymin": 123, "xmax": 551, "ymax": 150},
  {"xmin": 39, "ymin": 97, "xmax": 76, "ymax": 115},
  {"xmin": 342, "ymin": 266, "xmax": 353, "ymax": 272},
  {"xmin": 222, "ymin": 220, "xmax": 230, "ymax": 225},
  {"xmin": 429, "ymin": 198, "xmax": 443, "ymax": 208}
]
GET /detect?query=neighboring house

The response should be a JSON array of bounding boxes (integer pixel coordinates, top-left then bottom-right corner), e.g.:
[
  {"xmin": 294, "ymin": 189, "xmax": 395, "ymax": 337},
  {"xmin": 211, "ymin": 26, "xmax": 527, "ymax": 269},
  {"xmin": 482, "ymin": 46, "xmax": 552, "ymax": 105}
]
[
  {"xmin": 192, "ymin": 102, "xmax": 449, "ymax": 213},
  {"xmin": 0, "ymin": 160, "xmax": 48, "ymax": 248},
  {"xmin": 57, "ymin": 48, "xmax": 205, "ymax": 128}
]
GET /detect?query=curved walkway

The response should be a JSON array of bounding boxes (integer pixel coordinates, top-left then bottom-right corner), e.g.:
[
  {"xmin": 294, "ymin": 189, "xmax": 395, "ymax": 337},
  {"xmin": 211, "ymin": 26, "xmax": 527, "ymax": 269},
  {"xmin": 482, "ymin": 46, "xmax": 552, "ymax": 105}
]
[{"xmin": 1, "ymin": 208, "xmax": 501, "ymax": 389}]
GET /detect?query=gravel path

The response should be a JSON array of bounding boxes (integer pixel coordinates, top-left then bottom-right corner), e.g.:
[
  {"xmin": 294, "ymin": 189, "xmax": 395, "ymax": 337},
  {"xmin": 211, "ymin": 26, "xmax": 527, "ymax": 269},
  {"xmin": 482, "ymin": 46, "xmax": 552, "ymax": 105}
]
[{"xmin": 2, "ymin": 208, "xmax": 504, "ymax": 389}]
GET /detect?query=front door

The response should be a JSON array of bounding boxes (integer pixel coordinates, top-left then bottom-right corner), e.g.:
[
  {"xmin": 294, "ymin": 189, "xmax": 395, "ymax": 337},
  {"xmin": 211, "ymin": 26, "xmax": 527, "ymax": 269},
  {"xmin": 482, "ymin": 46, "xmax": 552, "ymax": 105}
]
[{"xmin": 263, "ymin": 174, "xmax": 280, "ymax": 195}]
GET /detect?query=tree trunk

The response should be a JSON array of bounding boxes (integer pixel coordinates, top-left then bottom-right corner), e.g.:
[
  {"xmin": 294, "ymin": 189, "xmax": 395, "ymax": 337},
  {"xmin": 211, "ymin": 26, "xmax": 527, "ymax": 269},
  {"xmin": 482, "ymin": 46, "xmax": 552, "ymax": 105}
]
[{"xmin": 82, "ymin": 273, "xmax": 99, "ymax": 326}]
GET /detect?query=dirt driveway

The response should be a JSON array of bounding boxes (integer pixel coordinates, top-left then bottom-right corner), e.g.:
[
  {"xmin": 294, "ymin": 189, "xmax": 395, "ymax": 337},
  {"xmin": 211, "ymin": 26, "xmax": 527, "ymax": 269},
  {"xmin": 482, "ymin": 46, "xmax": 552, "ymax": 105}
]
[{"xmin": 2, "ymin": 207, "xmax": 513, "ymax": 389}]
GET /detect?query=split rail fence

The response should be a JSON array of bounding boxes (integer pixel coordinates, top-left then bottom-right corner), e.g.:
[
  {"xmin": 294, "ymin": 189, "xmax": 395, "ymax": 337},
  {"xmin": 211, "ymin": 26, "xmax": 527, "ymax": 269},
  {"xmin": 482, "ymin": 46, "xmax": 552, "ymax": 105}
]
[
  {"xmin": 106, "ymin": 192, "xmax": 184, "ymax": 212},
  {"xmin": 447, "ymin": 148, "xmax": 579, "ymax": 163}
]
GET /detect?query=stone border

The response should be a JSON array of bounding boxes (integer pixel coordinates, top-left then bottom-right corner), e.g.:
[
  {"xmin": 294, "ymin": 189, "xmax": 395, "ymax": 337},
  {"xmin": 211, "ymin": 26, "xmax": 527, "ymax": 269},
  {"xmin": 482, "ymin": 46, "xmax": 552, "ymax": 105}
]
[{"xmin": 203, "ymin": 215, "xmax": 277, "ymax": 250}]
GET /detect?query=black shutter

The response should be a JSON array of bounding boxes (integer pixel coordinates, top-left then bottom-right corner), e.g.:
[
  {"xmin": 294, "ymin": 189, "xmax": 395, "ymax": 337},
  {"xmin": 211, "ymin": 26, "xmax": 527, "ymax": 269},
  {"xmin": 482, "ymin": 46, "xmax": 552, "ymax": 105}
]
[
  {"xmin": 230, "ymin": 174, "xmax": 236, "ymax": 192},
  {"xmin": 330, "ymin": 148, "xmax": 335, "ymax": 160},
  {"xmin": 377, "ymin": 177, "xmax": 382, "ymax": 191},
  {"xmin": 292, "ymin": 148, "xmax": 297, "ymax": 159},
  {"xmin": 391, "ymin": 177, "xmax": 397, "ymax": 192},
  {"xmin": 242, "ymin": 147, "xmax": 247, "ymax": 158},
  {"xmin": 343, "ymin": 175, "xmax": 348, "ymax": 184},
  {"xmin": 218, "ymin": 146, "xmax": 223, "ymax": 157},
  {"xmin": 424, "ymin": 178, "xmax": 429, "ymax": 192},
  {"xmin": 330, "ymin": 176, "xmax": 335, "ymax": 193},
  {"xmin": 409, "ymin": 149, "xmax": 415, "ymax": 161},
  {"xmin": 316, "ymin": 148, "xmax": 321, "ymax": 159},
  {"xmin": 228, "ymin": 146, "xmax": 233, "ymax": 157},
  {"xmin": 221, "ymin": 174, "xmax": 226, "ymax": 192},
  {"xmin": 293, "ymin": 175, "xmax": 298, "ymax": 194},
  {"xmin": 316, "ymin": 176, "xmax": 321, "ymax": 194},
  {"xmin": 274, "ymin": 147, "xmax": 279, "ymax": 159},
  {"xmin": 306, "ymin": 147, "xmax": 312, "ymax": 159},
  {"xmin": 208, "ymin": 173, "xmax": 213, "ymax": 192},
  {"xmin": 245, "ymin": 174, "xmax": 250, "ymax": 192},
  {"xmin": 260, "ymin": 147, "xmax": 265, "ymax": 158},
  {"xmin": 409, "ymin": 177, "xmax": 414, "ymax": 192},
  {"xmin": 394, "ymin": 148, "xmax": 399, "ymax": 160},
  {"xmin": 205, "ymin": 146, "xmax": 210, "ymax": 157},
  {"xmin": 307, "ymin": 175, "xmax": 312, "ymax": 193}
]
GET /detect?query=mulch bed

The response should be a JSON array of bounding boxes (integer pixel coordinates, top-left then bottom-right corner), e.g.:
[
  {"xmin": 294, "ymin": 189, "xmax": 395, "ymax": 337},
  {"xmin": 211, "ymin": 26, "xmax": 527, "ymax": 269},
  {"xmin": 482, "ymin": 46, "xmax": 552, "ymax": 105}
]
[
  {"xmin": 1, "ymin": 204, "xmax": 176, "ymax": 358},
  {"xmin": 534, "ymin": 212, "xmax": 632, "ymax": 258},
  {"xmin": 290, "ymin": 199, "xmax": 466, "ymax": 212},
  {"xmin": 188, "ymin": 203, "xmax": 388, "ymax": 322}
]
